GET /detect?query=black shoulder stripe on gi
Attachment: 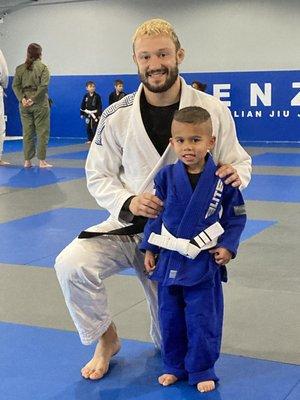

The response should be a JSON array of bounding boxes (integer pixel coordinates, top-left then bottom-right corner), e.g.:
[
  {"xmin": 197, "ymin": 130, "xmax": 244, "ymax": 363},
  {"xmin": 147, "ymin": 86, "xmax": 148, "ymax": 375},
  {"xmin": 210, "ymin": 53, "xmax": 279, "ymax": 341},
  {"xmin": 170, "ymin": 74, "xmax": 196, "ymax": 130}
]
[{"xmin": 95, "ymin": 93, "xmax": 136, "ymax": 145}]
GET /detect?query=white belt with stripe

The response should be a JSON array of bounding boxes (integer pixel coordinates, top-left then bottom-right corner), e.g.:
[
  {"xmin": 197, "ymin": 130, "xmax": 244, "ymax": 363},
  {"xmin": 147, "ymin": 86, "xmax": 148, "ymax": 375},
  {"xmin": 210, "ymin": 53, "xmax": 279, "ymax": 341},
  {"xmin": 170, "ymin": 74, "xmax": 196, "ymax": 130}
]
[{"xmin": 148, "ymin": 222, "xmax": 224, "ymax": 259}]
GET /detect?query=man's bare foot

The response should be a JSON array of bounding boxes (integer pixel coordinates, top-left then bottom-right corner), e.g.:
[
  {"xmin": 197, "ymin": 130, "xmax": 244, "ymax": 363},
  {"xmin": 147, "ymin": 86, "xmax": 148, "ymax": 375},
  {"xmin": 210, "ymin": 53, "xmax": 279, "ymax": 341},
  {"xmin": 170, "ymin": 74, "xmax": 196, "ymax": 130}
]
[
  {"xmin": 158, "ymin": 374, "xmax": 178, "ymax": 386},
  {"xmin": 0, "ymin": 160, "xmax": 10, "ymax": 166},
  {"xmin": 24, "ymin": 160, "xmax": 32, "ymax": 168},
  {"xmin": 39, "ymin": 160, "xmax": 53, "ymax": 168},
  {"xmin": 197, "ymin": 380, "xmax": 215, "ymax": 393},
  {"xmin": 81, "ymin": 322, "xmax": 121, "ymax": 380}
]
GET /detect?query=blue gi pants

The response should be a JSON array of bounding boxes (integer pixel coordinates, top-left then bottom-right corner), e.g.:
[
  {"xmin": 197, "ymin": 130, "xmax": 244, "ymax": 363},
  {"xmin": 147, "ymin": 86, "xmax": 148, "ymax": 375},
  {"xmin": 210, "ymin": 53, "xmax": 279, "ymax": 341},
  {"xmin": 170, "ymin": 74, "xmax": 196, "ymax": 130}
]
[{"xmin": 158, "ymin": 270, "xmax": 223, "ymax": 385}]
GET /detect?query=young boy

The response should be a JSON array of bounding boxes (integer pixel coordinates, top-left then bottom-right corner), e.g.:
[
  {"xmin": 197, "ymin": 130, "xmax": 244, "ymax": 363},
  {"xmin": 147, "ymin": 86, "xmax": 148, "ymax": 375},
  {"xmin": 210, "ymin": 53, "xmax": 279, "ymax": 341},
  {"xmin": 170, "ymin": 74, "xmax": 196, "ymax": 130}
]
[
  {"xmin": 80, "ymin": 81, "xmax": 102, "ymax": 144},
  {"xmin": 108, "ymin": 79, "xmax": 126, "ymax": 105},
  {"xmin": 140, "ymin": 106, "xmax": 247, "ymax": 393}
]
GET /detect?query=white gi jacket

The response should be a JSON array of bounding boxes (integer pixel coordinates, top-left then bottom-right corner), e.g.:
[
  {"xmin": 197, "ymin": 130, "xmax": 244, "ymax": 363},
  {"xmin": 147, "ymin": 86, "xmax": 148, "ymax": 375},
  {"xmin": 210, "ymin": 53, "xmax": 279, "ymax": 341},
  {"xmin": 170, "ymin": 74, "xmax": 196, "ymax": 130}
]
[{"xmin": 86, "ymin": 77, "xmax": 251, "ymax": 228}]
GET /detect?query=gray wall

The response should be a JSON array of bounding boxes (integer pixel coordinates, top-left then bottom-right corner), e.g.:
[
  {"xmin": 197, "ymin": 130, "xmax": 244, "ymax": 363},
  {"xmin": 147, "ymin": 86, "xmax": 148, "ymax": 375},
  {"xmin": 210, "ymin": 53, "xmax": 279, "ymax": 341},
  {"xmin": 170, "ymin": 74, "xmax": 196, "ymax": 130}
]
[{"xmin": 0, "ymin": 0, "xmax": 299, "ymax": 75}]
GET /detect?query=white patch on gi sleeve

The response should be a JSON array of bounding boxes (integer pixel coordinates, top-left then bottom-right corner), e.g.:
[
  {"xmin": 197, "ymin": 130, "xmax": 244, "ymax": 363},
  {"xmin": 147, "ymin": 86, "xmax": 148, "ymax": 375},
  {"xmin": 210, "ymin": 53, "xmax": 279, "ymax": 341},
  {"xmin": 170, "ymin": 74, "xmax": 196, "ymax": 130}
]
[
  {"xmin": 234, "ymin": 205, "xmax": 246, "ymax": 215},
  {"xmin": 169, "ymin": 270, "xmax": 177, "ymax": 279}
]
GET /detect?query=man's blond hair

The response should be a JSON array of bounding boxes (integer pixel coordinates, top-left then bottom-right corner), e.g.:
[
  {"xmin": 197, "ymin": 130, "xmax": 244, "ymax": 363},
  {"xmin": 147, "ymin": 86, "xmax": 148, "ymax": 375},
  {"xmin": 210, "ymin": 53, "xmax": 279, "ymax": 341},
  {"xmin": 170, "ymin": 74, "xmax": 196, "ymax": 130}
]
[{"xmin": 132, "ymin": 18, "xmax": 181, "ymax": 51}]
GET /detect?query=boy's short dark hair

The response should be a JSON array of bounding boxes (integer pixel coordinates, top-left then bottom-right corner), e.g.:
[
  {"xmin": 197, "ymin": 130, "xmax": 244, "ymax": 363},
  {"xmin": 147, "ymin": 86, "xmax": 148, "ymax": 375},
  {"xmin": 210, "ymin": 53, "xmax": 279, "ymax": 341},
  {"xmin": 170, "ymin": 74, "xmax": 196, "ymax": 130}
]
[
  {"xmin": 86, "ymin": 81, "xmax": 95, "ymax": 87},
  {"xmin": 173, "ymin": 106, "xmax": 211, "ymax": 125},
  {"xmin": 114, "ymin": 79, "xmax": 123, "ymax": 86}
]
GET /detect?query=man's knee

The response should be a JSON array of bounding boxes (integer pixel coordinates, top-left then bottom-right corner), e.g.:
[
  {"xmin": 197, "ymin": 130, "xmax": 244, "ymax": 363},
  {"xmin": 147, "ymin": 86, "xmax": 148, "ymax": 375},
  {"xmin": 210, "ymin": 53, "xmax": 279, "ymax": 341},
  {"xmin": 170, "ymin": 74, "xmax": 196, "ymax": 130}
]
[{"xmin": 54, "ymin": 243, "xmax": 85, "ymax": 283}]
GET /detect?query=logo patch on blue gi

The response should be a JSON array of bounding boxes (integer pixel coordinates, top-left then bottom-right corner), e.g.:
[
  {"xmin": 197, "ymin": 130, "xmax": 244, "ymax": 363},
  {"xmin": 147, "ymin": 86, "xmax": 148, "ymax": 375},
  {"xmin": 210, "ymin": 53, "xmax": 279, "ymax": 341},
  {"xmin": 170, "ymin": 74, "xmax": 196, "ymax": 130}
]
[
  {"xmin": 169, "ymin": 270, "xmax": 177, "ymax": 279},
  {"xmin": 205, "ymin": 179, "xmax": 224, "ymax": 218}
]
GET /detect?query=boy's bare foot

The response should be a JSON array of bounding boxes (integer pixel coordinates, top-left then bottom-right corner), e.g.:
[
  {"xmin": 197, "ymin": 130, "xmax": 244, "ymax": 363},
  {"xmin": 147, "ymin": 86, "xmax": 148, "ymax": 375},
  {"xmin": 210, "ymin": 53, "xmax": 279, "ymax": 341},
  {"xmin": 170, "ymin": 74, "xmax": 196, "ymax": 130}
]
[
  {"xmin": 0, "ymin": 160, "xmax": 10, "ymax": 166},
  {"xmin": 158, "ymin": 374, "xmax": 178, "ymax": 386},
  {"xmin": 24, "ymin": 160, "xmax": 32, "ymax": 168},
  {"xmin": 197, "ymin": 380, "xmax": 215, "ymax": 393},
  {"xmin": 81, "ymin": 322, "xmax": 121, "ymax": 380},
  {"xmin": 39, "ymin": 160, "xmax": 53, "ymax": 168}
]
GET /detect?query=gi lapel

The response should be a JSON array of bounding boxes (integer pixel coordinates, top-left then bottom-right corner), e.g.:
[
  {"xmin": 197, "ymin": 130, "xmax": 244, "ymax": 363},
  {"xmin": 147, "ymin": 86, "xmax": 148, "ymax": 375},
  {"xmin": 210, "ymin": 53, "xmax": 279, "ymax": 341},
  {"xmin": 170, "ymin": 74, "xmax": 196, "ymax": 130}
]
[
  {"xmin": 130, "ymin": 84, "xmax": 178, "ymax": 194},
  {"xmin": 137, "ymin": 144, "xmax": 177, "ymax": 194},
  {"xmin": 130, "ymin": 84, "xmax": 161, "ymax": 167},
  {"xmin": 175, "ymin": 155, "xmax": 218, "ymax": 239},
  {"xmin": 162, "ymin": 155, "xmax": 219, "ymax": 284}
]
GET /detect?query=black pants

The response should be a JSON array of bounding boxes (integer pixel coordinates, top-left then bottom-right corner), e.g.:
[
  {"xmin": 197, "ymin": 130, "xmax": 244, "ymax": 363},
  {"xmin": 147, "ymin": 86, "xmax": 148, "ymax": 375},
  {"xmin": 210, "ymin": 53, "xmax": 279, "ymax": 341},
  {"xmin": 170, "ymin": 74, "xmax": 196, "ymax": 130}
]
[{"xmin": 86, "ymin": 118, "xmax": 98, "ymax": 141}]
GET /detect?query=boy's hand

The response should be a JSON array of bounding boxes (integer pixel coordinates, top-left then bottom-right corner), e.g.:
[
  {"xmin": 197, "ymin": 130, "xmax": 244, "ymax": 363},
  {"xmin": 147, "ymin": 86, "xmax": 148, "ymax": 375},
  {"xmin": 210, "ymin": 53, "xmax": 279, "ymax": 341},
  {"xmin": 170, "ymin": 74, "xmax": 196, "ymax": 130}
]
[
  {"xmin": 216, "ymin": 164, "xmax": 241, "ymax": 187},
  {"xmin": 209, "ymin": 247, "xmax": 232, "ymax": 265},
  {"xmin": 144, "ymin": 250, "xmax": 156, "ymax": 273}
]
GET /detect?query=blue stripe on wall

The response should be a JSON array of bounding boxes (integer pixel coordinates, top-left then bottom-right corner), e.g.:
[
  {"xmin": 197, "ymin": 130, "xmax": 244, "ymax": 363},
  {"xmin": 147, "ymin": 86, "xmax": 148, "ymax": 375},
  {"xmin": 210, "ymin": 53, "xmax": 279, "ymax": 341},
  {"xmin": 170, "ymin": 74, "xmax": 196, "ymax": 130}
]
[
  {"xmin": 4, "ymin": 74, "xmax": 140, "ymax": 139},
  {"xmin": 4, "ymin": 70, "xmax": 300, "ymax": 141}
]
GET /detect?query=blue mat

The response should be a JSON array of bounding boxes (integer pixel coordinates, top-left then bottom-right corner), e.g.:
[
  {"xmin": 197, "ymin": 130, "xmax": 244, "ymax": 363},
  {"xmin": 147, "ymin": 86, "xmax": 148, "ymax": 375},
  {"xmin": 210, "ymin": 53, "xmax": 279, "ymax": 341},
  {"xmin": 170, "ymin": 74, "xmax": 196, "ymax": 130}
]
[
  {"xmin": 241, "ymin": 141, "xmax": 300, "ymax": 148},
  {"xmin": 0, "ymin": 208, "xmax": 109, "ymax": 267},
  {"xmin": 49, "ymin": 151, "xmax": 89, "ymax": 160},
  {"xmin": 0, "ymin": 322, "xmax": 299, "ymax": 400},
  {"xmin": 0, "ymin": 208, "xmax": 276, "ymax": 271},
  {"xmin": 240, "ymin": 219, "xmax": 276, "ymax": 241},
  {"xmin": 244, "ymin": 175, "xmax": 300, "ymax": 203},
  {"xmin": 3, "ymin": 138, "xmax": 86, "ymax": 153},
  {"xmin": 0, "ymin": 166, "xmax": 85, "ymax": 188},
  {"xmin": 285, "ymin": 383, "xmax": 300, "ymax": 400},
  {"xmin": 252, "ymin": 153, "xmax": 300, "ymax": 167}
]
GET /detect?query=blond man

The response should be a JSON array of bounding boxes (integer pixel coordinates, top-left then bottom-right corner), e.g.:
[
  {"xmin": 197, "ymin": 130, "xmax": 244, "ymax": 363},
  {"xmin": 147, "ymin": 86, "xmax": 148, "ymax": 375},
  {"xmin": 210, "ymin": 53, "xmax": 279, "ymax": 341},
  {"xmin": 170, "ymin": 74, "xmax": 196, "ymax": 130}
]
[{"xmin": 55, "ymin": 18, "xmax": 251, "ymax": 381}]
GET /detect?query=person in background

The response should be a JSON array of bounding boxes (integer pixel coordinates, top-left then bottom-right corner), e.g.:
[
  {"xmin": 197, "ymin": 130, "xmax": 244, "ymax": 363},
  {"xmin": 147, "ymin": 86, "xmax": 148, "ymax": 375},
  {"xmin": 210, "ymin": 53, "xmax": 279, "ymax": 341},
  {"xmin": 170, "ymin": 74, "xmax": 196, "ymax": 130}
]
[
  {"xmin": 0, "ymin": 48, "xmax": 10, "ymax": 166},
  {"xmin": 12, "ymin": 43, "xmax": 52, "ymax": 168},
  {"xmin": 80, "ymin": 81, "xmax": 102, "ymax": 144},
  {"xmin": 192, "ymin": 81, "xmax": 207, "ymax": 92},
  {"xmin": 109, "ymin": 79, "xmax": 126, "ymax": 105}
]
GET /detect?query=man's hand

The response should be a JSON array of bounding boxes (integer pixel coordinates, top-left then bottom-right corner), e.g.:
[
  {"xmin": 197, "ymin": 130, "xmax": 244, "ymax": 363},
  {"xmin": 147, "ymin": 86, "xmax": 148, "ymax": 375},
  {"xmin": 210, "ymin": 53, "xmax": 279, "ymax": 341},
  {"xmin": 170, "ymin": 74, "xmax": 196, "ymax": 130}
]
[
  {"xmin": 209, "ymin": 247, "xmax": 232, "ymax": 265},
  {"xmin": 216, "ymin": 164, "xmax": 241, "ymax": 187},
  {"xmin": 144, "ymin": 250, "xmax": 156, "ymax": 272},
  {"xmin": 129, "ymin": 193, "xmax": 163, "ymax": 218}
]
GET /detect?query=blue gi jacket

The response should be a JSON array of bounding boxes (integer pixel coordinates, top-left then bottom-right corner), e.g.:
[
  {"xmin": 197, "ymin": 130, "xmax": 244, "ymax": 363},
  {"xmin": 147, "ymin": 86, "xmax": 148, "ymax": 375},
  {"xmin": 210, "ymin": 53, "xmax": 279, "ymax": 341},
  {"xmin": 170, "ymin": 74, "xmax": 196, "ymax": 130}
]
[{"xmin": 139, "ymin": 155, "xmax": 247, "ymax": 286}]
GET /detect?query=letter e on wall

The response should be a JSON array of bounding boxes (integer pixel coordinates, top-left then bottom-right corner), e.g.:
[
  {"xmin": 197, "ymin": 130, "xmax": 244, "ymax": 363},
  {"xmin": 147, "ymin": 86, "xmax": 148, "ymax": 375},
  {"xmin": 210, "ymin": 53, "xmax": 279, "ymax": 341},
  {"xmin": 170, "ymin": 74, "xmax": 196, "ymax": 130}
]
[{"xmin": 213, "ymin": 84, "xmax": 231, "ymax": 107}]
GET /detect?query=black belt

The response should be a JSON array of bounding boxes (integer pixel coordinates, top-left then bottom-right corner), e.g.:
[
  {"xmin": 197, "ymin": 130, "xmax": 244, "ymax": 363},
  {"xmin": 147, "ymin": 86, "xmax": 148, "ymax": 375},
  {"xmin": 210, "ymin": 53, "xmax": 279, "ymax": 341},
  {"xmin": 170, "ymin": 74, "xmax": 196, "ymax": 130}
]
[{"xmin": 78, "ymin": 216, "xmax": 147, "ymax": 239}]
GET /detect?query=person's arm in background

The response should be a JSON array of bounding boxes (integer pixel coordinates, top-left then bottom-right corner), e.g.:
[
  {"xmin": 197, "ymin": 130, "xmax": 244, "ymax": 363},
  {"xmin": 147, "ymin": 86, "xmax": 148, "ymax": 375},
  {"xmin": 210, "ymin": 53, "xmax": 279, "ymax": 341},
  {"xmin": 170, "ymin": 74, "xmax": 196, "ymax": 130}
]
[
  {"xmin": 31, "ymin": 65, "xmax": 50, "ymax": 104},
  {"xmin": 80, "ymin": 95, "xmax": 86, "ymax": 116},
  {"xmin": 12, "ymin": 67, "xmax": 24, "ymax": 102},
  {"xmin": 97, "ymin": 94, "xmax": 102, "ymax": 116},
  {"xmin": 0, "ymin": 49, "xmax": 9, "ymax": 89}
]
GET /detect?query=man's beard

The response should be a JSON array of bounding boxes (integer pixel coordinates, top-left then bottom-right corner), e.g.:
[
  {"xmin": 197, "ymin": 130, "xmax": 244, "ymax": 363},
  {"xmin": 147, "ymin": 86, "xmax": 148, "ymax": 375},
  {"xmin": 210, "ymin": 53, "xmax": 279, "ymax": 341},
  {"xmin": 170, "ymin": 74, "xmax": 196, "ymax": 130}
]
[{"xmin": 138, "ymin": 64, "xmax": 179, "ymax": 93}]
